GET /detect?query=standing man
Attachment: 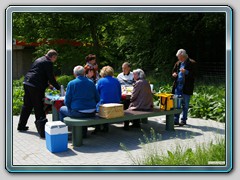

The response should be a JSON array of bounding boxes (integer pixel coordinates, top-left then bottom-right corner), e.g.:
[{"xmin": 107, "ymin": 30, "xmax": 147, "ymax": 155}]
[
  {"xmin": 117, "ymin": 62, "xmax": 134, "ymax": 86},
  {"xmin": 17, "ymin": 49, "xmax": 60, "ymax": 138},
  {"xmin": 172, "ymin": 49, "xmax": 196, "ymax": 126}
]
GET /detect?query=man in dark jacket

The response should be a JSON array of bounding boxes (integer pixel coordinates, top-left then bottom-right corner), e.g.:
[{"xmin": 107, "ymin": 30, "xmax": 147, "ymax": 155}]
[
  {"xmin": 17, "ymin": 49, "xmax": 60, "ymax": 138},
  {"xmin": 172, "ymin": 49, "xmax": 196, "ymax": 126}
]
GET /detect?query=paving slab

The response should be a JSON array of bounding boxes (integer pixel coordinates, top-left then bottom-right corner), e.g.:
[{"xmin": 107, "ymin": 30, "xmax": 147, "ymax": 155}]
[{"xmin": 12, "ymin": 114, "xmax": 225, "ymax": 166}]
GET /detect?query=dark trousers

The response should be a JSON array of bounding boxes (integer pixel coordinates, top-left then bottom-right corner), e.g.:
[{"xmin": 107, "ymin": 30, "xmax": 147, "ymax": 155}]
[{"xmin": 18, "ymin": 84, "xmax": 46, "ymax": 128}]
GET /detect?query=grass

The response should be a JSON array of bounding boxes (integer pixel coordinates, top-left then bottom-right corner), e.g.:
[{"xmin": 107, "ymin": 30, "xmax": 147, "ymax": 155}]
[{"xmin": 120, "ymin": 128, "xmax": 225, "ymax": 165}]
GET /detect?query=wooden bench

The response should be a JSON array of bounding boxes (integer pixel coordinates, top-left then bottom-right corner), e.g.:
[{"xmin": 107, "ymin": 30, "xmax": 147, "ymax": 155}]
[{"xmin": 64, "ymin": 108, "xmax": 182, "ymax": 147}]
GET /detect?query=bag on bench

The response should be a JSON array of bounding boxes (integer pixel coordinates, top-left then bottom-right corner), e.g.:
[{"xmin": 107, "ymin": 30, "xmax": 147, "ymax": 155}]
[{"xmin": 158, "ymin": 93, "xmax": 174, "ymax": 111}]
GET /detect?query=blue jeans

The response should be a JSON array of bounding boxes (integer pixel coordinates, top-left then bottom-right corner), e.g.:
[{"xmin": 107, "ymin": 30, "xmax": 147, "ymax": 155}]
[
  {"xmin": 174, "ymin": 94, "xmax": 191, "ymax": 123},
  {"xmin": 59, "ymin": 106, "xmax": 96, "ymax": 136},
  {"xmin": 59, "ymin": 106, "xmax": 95, "ymax": 121}
]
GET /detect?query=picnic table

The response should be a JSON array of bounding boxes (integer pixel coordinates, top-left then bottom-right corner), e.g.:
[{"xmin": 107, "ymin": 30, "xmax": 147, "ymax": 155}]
[
  {"xmin": 44, "ymin": 94, "xmax": 64, "ymax": 121},
  {"xmin": 64, "ymin": 108, "xmax": 182, "ymax": 147}
]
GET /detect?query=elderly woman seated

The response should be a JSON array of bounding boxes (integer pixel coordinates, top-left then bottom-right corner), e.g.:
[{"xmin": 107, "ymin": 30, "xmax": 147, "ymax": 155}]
[
  {"xmin": 95, "ymin": 66, "xmax": 122, "ymax": 133},
  {"xmin": 126, "ymin": 68, "xmax": 153, "ymax": 129}
]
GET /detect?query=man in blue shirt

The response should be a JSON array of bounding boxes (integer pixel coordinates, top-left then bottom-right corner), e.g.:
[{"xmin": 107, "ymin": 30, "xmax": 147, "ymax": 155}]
[{"xmin": 59, "ymin": 65, "xmax": 100, "ymax": 136}]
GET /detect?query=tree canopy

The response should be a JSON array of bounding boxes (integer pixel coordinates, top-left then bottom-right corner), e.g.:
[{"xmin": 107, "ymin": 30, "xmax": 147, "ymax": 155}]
[{"xmin": 13, "ymin": 12, "xmax": 226, "ymax": 81}]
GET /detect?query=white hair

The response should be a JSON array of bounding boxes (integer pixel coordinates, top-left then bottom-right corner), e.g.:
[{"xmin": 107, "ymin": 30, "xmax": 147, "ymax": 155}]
[
  {"xmin": 73, "ymin": 66, "xmax": 85, "ymax": 76},
  {"xmin": 176, "ymin": 49, "xmax": 188, "ymax": 58},
  {"xmin": 133, "ymin": 69, "xmax": 145, "ymax": 80}
]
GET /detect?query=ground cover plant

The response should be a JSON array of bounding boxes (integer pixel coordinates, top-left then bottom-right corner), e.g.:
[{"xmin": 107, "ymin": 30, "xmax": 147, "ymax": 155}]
[{"xmin": 121, "ymin": 128, "xmax": 225, "ymax": 165}]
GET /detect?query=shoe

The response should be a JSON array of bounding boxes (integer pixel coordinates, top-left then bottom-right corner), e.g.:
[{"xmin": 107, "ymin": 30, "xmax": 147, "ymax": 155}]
[
  {"xmin": 91, "ymin": 126, "xmax": 101, "ymax": 134},
  {"xmin": 179, "ymin": 121, "xmax": 187, "ymax": 126},
  {"xmin": 35, "ymin": 118, "xmax": 48, "ymax": 138},
  {"xmin": 17, "ymin": 126, "xmax": 29, "ymax": 131}
]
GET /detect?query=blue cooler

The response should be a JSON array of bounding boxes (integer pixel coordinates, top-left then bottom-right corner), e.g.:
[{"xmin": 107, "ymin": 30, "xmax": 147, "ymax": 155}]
[{"xmin": 45, "ymin": 121, "xmax": 68, "ymax": 153}]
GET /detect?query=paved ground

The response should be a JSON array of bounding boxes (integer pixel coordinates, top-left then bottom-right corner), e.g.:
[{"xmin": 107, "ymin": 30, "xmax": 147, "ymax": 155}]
[{"xmin": 12, "ymin": 114, "xmax": 225, "ymax": 166}]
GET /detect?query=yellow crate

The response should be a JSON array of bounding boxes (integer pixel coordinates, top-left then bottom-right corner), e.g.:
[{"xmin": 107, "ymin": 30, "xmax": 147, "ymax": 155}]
[
  {"xmin": 155, "ymin": 93, "xmax": 174, "ymax": 110},
  {"xmin": 99, "ymin": 103, "xmax": 124, "ymax": 119}
]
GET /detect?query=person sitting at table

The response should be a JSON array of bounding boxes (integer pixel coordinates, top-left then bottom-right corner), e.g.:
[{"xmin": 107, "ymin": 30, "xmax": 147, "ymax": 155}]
[
  {"xmin": 95, "ymin": 66, "xmax": 122, "ymax": 133},
  {"xmin": 84, "ymin": 54, "xmax": 99, "ymax": 84},
  {"xmin": 117, "ymin": 62, "xmax": 134, "ymax": 86},
  {"xmin": 59, "ymin": 65, "xmax": 100, "ymax": 138},
  {"xmin": 117, "ymin": 62, "xmax": 135, "ymax": 130},
  {"xmin": 127, "ymin": 68, "xmax": 153, "ymax": 128}
]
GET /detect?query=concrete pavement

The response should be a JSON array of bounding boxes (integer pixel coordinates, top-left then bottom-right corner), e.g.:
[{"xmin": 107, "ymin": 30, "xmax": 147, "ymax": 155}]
[{"xmin": 11, "ymin": 114, "xmax": 225, "ymax": 166}]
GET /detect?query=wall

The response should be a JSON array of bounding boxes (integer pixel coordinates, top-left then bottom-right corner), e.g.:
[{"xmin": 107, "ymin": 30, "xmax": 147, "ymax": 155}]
[{"xmin": 12, "ymin": 46, "xmax": 35, "ymax": 79}]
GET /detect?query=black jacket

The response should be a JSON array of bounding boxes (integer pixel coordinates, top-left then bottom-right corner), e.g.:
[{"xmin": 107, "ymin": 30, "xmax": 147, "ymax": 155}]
[
  {"xmin": 24, "ymin": 56, "xmax": 60, "ymax": 90},
  {"xmin": 172, "ymin": 58, "xmax": 197, "ymax": 95}
]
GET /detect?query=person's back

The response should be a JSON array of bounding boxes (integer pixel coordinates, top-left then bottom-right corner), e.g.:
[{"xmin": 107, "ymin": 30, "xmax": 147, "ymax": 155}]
[
  {"xmin": 60, "ymin": 65, "xmax": 100, "ymax": 137},
  {"xmin": 95, "ymin": 66, "xmax": 121, "ymax": 133},
  {"xmin": 129, "ymin": 78, "xmax": 153, "ymax": 110},
  {"xmin": 97, "ymin": 76, "xmax": 121, "ymax": 106},
  {"xmin": 24, "ymin": 56, "xmax": 60, "ymax": 90},
  {"xmin": 65, "ymin": 76, "xmax": 99, "ymax": 111}
]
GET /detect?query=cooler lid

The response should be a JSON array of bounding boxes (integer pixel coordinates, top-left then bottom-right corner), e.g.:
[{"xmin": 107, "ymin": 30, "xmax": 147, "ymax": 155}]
[{"xmin": 45, "ymin": 121, "xmax": 68, "ymax": 135}]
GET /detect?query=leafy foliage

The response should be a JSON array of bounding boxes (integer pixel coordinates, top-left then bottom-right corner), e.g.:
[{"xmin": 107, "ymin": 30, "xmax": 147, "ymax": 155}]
[
  {"xmin": 13, "ymin": 12, "xmax": 226, "ymax": 77},
  {"xmin": 189, "ymin": 85, "xmax": 225, "ymax": 122},
  {"xmin": 56, "ymin": 75, "xmax": 74, "ymax": 87}
]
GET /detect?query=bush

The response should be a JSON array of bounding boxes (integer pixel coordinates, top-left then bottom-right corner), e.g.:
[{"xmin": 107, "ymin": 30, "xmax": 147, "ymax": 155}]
[
  {"xmin": 189, "ymin": 85, "xmax": 225, "ymax": 122},
  {"xmin": 56, "ymin": 75, "xmax": 74, "ymax": 88}
]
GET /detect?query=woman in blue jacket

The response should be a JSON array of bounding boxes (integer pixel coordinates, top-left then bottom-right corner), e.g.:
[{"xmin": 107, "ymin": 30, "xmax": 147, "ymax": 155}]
[{"xmin": 95, "ymin": 66, "xmax": 122, "ymax": 132}]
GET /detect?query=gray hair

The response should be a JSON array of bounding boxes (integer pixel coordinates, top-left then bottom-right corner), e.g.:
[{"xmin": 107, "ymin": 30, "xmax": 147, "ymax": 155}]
[
  {"xmin": 176, "ymin": 49, "xmax": 188, "ymax": 58},
  {"xmin": 46, "ymin": 49, "xmax": 58, "ymax": 57},
  {"xmin": 133, "ymin": 69, "xmax": 145, "ymax": 80},
  {"xmin": 73, "ymin": 66, "xmax": 85, "ymax": 76}
]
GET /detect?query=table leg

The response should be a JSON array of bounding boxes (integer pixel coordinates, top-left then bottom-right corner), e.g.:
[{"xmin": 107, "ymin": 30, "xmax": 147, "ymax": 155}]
[
  {"xmin": 141, "ymin": 118, "xmax": 148, "ymax": 124},
  {"xmin": 165, "ymin": 114, "xmax": 175, "ymax": 131},
  {"xmin": 51, "ymin": 104, "xmax": 59, "ymax": 121},
  {"xmin": 72, "ymin": 126, "xmax": 83, "ymax": 147}
]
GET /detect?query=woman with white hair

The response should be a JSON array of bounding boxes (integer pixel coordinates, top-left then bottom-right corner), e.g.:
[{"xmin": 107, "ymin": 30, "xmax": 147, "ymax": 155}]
[{"xmin": 127, "ymin": 68, "xmax": 153, "ymax": 128}]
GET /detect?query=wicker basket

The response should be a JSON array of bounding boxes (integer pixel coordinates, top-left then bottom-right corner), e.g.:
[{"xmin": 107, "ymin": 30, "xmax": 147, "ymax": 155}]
[{"xmin": 99, "ymin": 103, "xmax": 124, "ymax": 119}]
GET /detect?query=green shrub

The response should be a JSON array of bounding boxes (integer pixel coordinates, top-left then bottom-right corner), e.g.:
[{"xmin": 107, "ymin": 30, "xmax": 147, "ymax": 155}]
[
  {"xmin": 13, "ymin": 86, "xmax": 24, "ymax": 115},
  {"xmin": 56, "ymin": 75, "xmax": 74, "ymax": 87},
  {"xmin": 189, "ymin": 85, "xmax": 225, "ymax": 122}
]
